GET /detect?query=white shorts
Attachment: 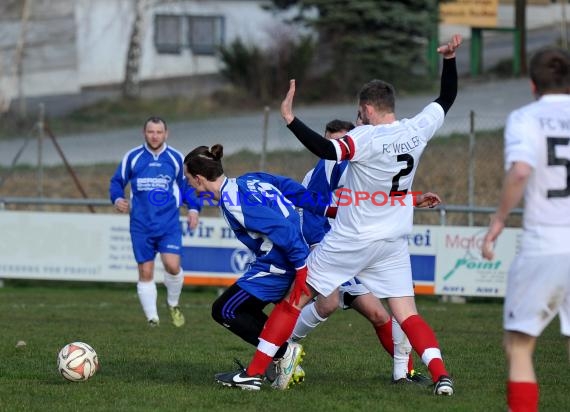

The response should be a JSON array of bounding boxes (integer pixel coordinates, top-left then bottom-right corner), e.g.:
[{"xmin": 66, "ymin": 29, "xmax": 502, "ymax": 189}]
[
  {"xmin": 338, "ymin": 277, "xmax": 370, "ymax": 309},
  {"xmin": 307, "ymin": 232, "xmax": 413, "ymax": 299},
  {"xmin": 504, "ymin": 253, "xmax": 570, "ymax": 337}
]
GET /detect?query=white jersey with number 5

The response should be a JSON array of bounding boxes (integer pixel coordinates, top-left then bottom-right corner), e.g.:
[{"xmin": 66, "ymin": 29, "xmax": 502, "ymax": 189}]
[
  {"xmin": 504, "ymin": 94, "xmax": 570, "ymax": 255},
  {"xmin": 329, "ymin": 102, "xmax": 444, "ymax": 242}
]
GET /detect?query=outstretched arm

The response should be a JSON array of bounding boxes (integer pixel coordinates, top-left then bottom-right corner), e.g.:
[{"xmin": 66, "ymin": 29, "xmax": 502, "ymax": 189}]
[
  {"xmin": 434, "ymin": 34, "xmax": 462, "ymax": 114},
  {"xmin": 281, "ymin": 79, "xmax": 338, "ymax": 160}
]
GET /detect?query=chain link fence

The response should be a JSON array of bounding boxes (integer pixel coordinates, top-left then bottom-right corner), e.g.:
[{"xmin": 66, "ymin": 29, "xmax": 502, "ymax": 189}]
[
  {"xmin": 413, "ymin": 111, "xmax": 512, "ymax": 226},
  {"xmin": 0, "ymin": 109, "xmax": 522, "ymax": 228},
  {"xmin": 232, "ymin": 109, "xmax": 516, "ymax": 227}
]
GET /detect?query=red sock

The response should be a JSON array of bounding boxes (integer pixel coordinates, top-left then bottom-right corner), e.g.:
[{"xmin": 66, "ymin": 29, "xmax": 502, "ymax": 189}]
[
  {"xmin": 507, "ymin": 381, "xmax": 538, "ymax": 412},
  {"xmin": 246, "ymin": 300, "xmax": 300, "ymax": 376},
  {"xmin": 374, "ymin": 318, "xmax": 394, "ymax": 357},
  {"xmin": 400, "ymin": 314, "xmax": 447, "ymax": 382},
  {"xmin": 408, "ymin": 354, "xmax": 414, "ymax": 373}
]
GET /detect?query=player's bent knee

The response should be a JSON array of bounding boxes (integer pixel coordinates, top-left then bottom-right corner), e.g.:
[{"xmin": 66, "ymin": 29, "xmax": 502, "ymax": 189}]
[
  {"xmin": 315, "ymin": 297, "xmax": 339, "ymax": 317},
  {"xmin": 163, "ymin": 265, "xmax": 180, "ymax": 275},
  {"xmin": 211, "ymin": 297, "xmax": 226, "ymax": 325},
  {"xmin": 367, "ymin": 310, "xmax": 391, "ymax": 326}
]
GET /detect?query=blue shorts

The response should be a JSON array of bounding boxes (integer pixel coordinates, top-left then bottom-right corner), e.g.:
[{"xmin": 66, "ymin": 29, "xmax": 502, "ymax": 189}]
[
  {"xmin": 130, "ymin": 229, "xmax": 182, "ymax": 264},
  {"xmin": 236, "ymin": 262, "xmax": 295, "ymax": 303}
]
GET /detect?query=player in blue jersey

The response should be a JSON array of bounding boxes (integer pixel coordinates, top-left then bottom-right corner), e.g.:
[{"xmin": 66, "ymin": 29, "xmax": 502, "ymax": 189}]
[
  {"xmin": 109, "ymin": 116, "xmax": 202, "ymax": 327},
  {"xmin": 183, "ymin": 143, "xmax": 330, "ymax": 390},
  {"xmin": 292, "ymin": 119, "xmax": 437, "ymax": 384}
]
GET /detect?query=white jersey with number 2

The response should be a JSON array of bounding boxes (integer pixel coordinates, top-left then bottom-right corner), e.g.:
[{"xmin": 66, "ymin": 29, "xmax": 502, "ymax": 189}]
[{"xmin": 329, "ymin": 102, "xmax": 444, "ymax": 242}]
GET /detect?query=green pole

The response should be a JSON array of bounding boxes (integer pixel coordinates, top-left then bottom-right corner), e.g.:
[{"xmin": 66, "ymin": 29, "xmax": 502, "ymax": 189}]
[
  {"xmin": 470, "ymin": 28, "xmax": 483, "ymax": 77},
  {"xmin": 513, "ymin": 28, "xmax": 521, "ymax": 76},
  {"xmin": 428, "ymin": 33, "xmax": 439, "ymax": 77},
  {"xmin": 428, "ymin": 4, "xmax": 440, "ymax": 78},
  {"xmin": 515, "ymin": 0, "xmax": 527, "ymax": 75}
]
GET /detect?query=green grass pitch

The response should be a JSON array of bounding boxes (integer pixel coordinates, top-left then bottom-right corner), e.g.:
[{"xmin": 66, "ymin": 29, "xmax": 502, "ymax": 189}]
[{"xmin": 0, "ymin": 283, "xmax": 568, "ymax": 412}]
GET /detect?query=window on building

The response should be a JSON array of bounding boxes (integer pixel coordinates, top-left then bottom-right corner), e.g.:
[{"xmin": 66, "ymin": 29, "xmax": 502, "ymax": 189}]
[
  {"xmin": 154, "ymin": 14, "xmax": 224, "ymax": 55},
  {"xmin": 154, "ymin": 14, "xmax": 182, "ymax": 54},
  {"xmin": 188, "ymin": 16, "xmax": 224, "ymax": 55}
]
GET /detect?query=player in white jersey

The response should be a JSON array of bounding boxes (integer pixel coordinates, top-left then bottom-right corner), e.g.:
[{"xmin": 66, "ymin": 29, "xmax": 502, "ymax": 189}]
[
  {"xmin": 481, "ymin": 47, "xmax": 570, "ymax": 412},
  {"xmin": 292, "ymin": 119, "xmax": 436, "ymax": 384},
  {"xmin": 215, "ymin": 34, "xmax": 461, "ymax": 396}
]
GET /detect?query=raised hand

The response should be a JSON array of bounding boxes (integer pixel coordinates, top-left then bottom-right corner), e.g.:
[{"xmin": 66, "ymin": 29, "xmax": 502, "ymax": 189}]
[
  {"xmin": 280, "ymin": 79, "xmax": 296, "ymax": 125},
  {"xmin": 437, "ymin": 34, "xmax": 462, "ymax": 59}
]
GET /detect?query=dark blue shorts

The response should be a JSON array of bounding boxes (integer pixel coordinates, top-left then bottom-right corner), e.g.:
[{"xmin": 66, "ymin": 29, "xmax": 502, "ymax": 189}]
[
  {"xmin": 236, "ymin": 263, "xmax": 295, "ymax": 302},
  {"xmin": 130, "ymin": 230, "xmax": 181, "ymax": 263}
]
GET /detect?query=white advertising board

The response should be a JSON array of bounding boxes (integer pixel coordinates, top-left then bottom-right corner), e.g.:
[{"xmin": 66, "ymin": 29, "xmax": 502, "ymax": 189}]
[
  {"xmin": 0, "ymin": 211, "xmax": 248, "ymax": 284},
  {"xmin": 0, "ymin": 211, "xmax": 522, "ymax": 296},
  {"xmin": 0, "ymin": 211, "xmax": 138, "ymax": 282},
  {"xmin": 434, "ymin": 226, "xmax": 520, "ymax": 297}
]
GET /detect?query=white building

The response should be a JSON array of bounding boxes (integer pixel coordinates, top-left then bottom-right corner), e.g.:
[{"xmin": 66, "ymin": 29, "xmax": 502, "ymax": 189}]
[
  {"xmin": 0, "ymin": 0, "xmax": 567, "ymax": 114},
  {"xmin": 0, "ymin": 0, "xmax": 288, "ymax": 113}
]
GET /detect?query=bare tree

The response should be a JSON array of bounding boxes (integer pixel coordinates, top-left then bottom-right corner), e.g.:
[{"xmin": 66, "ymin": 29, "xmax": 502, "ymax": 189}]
[
  {"xmin": 0, "ymin": 52, "xmax": 10, "ymax": 113},
  {"xmin": 122, "ymin": 0, "xmax": 148, "ymax": 99},
  {"xmin": 14, "ymin": 0, "xmax": 31, "ymax": 118}
]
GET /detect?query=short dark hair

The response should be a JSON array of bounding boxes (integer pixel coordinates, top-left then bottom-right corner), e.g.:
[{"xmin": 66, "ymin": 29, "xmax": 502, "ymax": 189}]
[
  {"xmin": 358, "ymin": 80, "xmax": 395, "ymax": 113},
  {"xmin": 184, "ymin": 144, "xmax": 224, "ymax": 181},
  {"xmin": 143, "ymin": 116, "xmax": 168, "ymax": 131},
  {"xmin": 325, "ymin": 119, "xmax": 355, "ymax": 135},
  {"xmin": 530, "ymin": 47, "xmax": 570, "ymax": 95}
]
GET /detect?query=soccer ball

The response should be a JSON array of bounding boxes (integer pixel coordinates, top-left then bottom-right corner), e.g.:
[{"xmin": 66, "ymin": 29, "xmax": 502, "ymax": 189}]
[{"xmin": 57, "ymin": 342, "xmax": 99, "ymax": 382}]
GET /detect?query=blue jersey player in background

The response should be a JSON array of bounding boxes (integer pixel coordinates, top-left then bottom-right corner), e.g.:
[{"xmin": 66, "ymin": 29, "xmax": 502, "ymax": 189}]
[
  {"xmin": 109, "ymin": 116, "xmax": 201, "ymax": 327},
  {"xmin": 183, "ymin": 143, "xmax": 330, "ymax": 390}
]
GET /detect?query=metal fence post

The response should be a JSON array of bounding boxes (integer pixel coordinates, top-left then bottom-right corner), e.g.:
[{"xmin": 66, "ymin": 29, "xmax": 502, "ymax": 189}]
[
  {"xmin": 439, "ymin": 208, "xmax": 447, "ymax": 226},
  {"xmin": 37, "ymin": 103, "xmax": 45, "ymax": 203},
  {"xmin": 468, "ymin": 110, "xmax": 475, "ymax": 226},
  {"xmin": 561, "ymin": 0, "xmax": 569, "ymax": 50},
  {"xmin": 259, "ymin": 106, "xmax": 270, "ymax": 171}
]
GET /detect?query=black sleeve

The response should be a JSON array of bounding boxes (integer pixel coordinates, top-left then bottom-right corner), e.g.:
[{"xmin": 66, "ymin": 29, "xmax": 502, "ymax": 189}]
[
  {"xmin": 433, "ymin": 57, "xmax": 457, "ymax": 115},
  {"xmin": 287, "ymin": 117, "xmax": 338, "ymax": 160}
]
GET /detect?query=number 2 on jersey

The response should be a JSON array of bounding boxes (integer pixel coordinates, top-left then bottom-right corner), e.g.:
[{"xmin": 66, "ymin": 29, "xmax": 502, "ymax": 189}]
[{"xmin": 390, "ymin": 154, "xmax": 414, "ymax": 196}]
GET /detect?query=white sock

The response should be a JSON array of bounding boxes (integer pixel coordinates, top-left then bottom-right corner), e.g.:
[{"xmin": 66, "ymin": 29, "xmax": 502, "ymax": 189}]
[
  {"xmin": 392, "ymin": 317, "xmax": 412, "ymax": 380},
  {"xmin": 137, "ymin": 281, "xmax": 158, "ymax": 321},
  {"xmin": 164, "ymin": 269, "xmax": 184, "ymax": 307},
  {"xmin": 290, "ymin": 301, "xmax": 327, "ymax": 342}
]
